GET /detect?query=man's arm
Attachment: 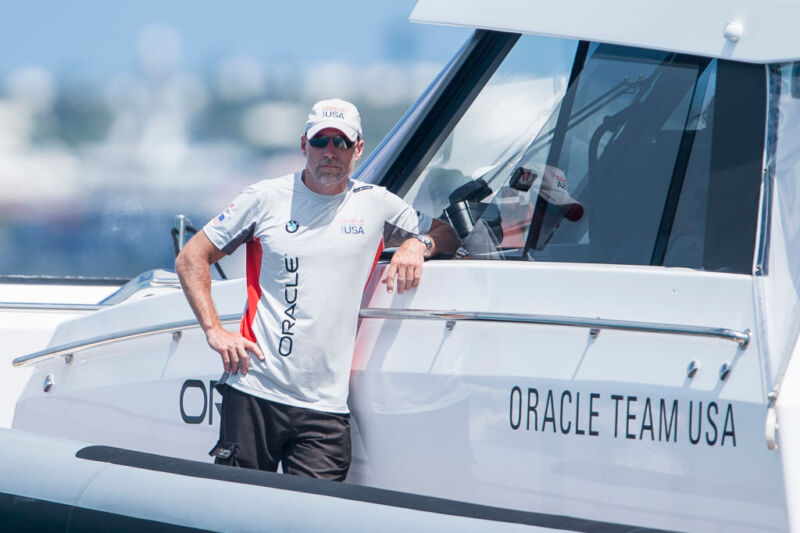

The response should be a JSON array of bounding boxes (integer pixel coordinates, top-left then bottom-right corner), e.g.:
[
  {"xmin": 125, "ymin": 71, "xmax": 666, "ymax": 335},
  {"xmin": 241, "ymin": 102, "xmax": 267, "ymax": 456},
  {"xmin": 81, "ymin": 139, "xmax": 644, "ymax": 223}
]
[
  {"xmin": 381, "ymin": 218, "xmax": 461, "ymax": 294},
  {"xmin": 175, "ymin": 232, "xmax": 263, "ymax": 374}
]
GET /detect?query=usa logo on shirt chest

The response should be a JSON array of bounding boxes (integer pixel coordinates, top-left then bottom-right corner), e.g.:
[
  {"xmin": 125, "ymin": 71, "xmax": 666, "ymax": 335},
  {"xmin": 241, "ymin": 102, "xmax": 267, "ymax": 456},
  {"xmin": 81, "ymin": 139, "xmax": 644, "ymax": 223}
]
[{"xmin": 341, "ymin": 218, "xmax": 365, "ymax": 236}]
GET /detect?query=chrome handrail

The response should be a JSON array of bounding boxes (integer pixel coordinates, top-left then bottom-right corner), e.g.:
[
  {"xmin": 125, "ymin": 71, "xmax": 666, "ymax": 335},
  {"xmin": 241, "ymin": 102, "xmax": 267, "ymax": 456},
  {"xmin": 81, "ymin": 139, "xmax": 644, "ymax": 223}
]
[
  {"xmin": 358, "ymin": 308, "xmax": 751, "ymax": 347},
  {"xmin": 12, "ymin": 314, "xmax": 242, "ymax": 367},
  {"xmin": 0, "ymin": 302, "xmax": 104, "ymax": 312},
  {"xmin": 12, "ymin": 307, "xmax": 750, "ymax": 368}
]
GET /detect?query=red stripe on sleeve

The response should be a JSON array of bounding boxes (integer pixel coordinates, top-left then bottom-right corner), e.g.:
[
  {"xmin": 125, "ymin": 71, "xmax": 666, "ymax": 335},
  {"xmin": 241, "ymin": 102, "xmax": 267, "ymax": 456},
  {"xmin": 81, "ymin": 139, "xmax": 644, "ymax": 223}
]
[{"xmin": 240, "ymin": 239, "xmax": 263, "ymax": 342}]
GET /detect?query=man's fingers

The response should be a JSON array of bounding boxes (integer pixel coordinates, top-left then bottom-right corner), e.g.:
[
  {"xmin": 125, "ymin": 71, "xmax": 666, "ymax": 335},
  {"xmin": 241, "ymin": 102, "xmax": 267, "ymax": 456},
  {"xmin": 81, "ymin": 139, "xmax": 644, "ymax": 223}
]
[
  {"xmin": 386, "ymin": 238, "xmax": 427, "ymax": 296},
  {"xmin": 228, "ymin": 349, "xmax": 240, "ymax": 374},
  {"xmin": 395, "ymin": 266, "xmax": 407, "ymax": 294},
  {"xmin": 403, "ymin": 268, "xmax": 412, "ymax": 293},
  {"xmin": 237, "ymin": 346, "xmax": 250, "ymax": 375},
  {"xmin": 385, "ymin": 257, "xmax": 424, "ymax": 295},
  {"xmin": 400, "ymin": 265, "xmax": 421, "ymax": 293},
  {"xmin": 411, "ymin": 269, "xmax": 418, "ymax": 289},
  {"xmin": 383, "ymin": 265, "xmax": 397, "ymax": 293},
  {"xmin": 247, "ymin": 340, "xmax": 264, "ymax": 360},
  {"xmin": 208, "ymin": 328, "xmax": 263, "ymax": 372},
  {"xmin": 405, "ymin": 266, "xmax": 416, "ymax": 291}
]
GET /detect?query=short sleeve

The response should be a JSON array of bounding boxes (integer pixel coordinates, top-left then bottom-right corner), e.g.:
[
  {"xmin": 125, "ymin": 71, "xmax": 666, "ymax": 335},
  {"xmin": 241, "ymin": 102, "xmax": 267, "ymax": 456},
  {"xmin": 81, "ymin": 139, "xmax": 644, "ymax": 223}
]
[
  {"xmin": 203, "ymin": 186, "xmax": 262, "ymax": 255},
  {"xmin": 383, "ymin": 190, "xmax": 432, "ymax": 235}
]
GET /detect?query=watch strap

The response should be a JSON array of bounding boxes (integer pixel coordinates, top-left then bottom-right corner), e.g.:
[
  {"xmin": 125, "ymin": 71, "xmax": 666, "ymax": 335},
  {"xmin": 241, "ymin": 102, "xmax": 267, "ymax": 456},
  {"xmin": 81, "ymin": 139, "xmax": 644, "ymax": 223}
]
[{"xmin": 412, "ymin": 234, "xmax": 433, "ymax": 252}]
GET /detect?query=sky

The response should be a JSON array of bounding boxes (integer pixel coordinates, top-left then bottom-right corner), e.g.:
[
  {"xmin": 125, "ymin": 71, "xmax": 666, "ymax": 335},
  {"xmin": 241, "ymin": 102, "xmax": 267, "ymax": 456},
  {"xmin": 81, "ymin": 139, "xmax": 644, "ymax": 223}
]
[{"xmin": 0, "ymin": 1, "xmax": 471, "ymax": 78}]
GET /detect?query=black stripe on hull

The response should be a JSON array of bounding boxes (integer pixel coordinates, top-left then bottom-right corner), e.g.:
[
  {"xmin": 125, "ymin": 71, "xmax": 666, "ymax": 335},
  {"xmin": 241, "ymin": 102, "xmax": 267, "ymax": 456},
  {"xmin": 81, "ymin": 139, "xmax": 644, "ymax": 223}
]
[
  {"xmin": 0, "ymin": 492, "xmax": 213, "ymax": 533},
  {"xmin": 75, "ymin": 445, "xmax": 677, "ymax": 532}
]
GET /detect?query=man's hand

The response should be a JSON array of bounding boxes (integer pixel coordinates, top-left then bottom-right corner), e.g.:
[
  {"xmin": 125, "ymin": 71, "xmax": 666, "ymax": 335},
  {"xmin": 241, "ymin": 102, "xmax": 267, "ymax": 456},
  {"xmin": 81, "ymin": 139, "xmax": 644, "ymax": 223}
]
[
  {"xmin": 205, "ymin": 326, "xmax": 264, "ymax": 375},
  {"xmin": 381, "ymin": 237, "xmax": 427, "ymax": 294}
]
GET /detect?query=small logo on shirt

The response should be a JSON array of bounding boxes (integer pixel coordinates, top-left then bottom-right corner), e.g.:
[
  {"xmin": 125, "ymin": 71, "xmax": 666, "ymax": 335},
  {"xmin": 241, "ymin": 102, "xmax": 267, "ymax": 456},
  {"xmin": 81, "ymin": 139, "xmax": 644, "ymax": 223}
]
[
  {"xmin": 341, "ymin": 219, "xmax": 365, "ymax": 236},
  {"xmin": 211, "ymin": 204, "xmax": 234, "ymax": 226},
  {"xmin": 353, "ymin": 185, "xmax": 373, "ymax": 193},
  {"xmin": 285, "ymin": 220, "xmax": 299, "ymax": 233}
]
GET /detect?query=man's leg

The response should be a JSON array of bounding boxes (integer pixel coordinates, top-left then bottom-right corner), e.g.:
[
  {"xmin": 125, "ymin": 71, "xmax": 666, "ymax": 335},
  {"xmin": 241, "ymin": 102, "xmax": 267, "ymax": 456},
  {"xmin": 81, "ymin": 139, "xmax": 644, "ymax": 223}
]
[
  {"xmin": 281, "ymin": 407, "xmax": 351, "ymax": 481},
  {"xmin": 210, "ymin": 386, "xmax": 283, "ymax": 471}
]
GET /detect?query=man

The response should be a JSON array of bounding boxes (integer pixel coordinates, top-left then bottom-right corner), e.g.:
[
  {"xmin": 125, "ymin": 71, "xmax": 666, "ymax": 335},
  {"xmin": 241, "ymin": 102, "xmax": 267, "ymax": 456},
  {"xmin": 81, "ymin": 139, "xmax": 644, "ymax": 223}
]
[{"xmin": 175, "ymin": 98, "xmax": 457, "ymax": 481}]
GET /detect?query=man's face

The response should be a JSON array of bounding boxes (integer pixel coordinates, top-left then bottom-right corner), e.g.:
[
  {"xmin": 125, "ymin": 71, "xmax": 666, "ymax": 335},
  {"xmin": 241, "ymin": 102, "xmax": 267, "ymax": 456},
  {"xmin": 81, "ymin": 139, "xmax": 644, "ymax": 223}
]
[{"xmin": 301, "ymin": 127, "xmax": 363, "ymax": 189}]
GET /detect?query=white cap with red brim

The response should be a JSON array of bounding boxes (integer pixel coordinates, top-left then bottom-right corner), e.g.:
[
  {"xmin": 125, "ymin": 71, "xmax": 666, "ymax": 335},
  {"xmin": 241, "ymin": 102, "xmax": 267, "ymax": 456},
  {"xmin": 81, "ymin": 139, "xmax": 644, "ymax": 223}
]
[{"xmin": 538, "ymin": 165, "xmax": 584, "ymax": 222}]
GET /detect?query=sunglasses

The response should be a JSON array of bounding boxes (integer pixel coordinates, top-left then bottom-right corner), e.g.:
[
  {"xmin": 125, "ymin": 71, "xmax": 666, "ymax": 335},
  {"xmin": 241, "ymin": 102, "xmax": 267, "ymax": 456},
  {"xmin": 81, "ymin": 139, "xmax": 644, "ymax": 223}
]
[{"xmin": 307, "ymin": 134, "xmax": 355, "ymax": 150}]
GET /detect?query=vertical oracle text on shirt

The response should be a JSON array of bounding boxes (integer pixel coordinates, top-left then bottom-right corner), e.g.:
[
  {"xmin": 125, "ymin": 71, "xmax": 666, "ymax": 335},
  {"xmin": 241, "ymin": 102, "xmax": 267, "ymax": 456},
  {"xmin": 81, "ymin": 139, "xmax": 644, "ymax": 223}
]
[{"xmin": 279, "ymin": 256, "xmax": 299, "ymax": 356}]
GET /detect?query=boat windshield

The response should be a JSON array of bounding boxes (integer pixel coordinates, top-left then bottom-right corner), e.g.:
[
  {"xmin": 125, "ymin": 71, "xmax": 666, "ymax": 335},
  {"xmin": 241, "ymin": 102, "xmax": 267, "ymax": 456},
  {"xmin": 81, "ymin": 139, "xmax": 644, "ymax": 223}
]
[{"xmin": 403, "ymin": 37, "xmax": 765, "ymax": 273}]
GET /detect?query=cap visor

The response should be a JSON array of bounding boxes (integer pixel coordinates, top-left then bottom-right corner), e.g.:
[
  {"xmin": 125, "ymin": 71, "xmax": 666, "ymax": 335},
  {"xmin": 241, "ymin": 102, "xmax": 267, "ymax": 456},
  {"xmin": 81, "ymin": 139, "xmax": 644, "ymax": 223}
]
[
  {"xmin": 306, "ymin": 122, "xmax": 358, "ymax": 142},
  {"xmin": 562, "ymin": 203, "xmax": 584, "ymax": 222}
]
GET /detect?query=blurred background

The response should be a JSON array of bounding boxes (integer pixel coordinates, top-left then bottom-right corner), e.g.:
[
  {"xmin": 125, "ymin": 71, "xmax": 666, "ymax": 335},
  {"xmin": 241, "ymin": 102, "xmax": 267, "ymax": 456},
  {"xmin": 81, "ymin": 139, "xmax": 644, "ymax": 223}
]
[{"xmin": 0, "ymin": 1, "xmax": 469, "ymax": 279}]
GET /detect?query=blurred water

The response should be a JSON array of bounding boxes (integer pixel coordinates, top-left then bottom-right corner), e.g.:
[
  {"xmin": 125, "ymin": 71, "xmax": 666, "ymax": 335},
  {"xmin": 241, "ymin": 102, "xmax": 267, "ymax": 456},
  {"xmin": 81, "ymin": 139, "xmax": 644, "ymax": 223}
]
[{"xmin": 0, "ymin": 14, "xmax": 467, "ymax": 279}]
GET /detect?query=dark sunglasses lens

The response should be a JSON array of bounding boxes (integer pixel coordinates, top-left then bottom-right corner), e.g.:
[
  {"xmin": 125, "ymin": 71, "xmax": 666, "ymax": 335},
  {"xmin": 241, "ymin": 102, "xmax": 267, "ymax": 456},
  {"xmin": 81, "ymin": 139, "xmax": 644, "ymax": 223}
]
[
  {"xmin": 309, "ymin": 135, "xmax": 354, "ymax": 149},
  {"xmin": 308, "ymin": 135, "xmax": 329, "ymax": 148},
  {"xmin": 332, "ymin": 136, "xmax": 353, "ymax": 149}
]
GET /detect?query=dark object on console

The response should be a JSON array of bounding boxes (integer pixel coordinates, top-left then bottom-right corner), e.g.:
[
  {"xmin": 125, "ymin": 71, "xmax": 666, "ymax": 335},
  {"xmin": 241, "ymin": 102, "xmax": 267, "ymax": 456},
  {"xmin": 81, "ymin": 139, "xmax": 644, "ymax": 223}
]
[
  {"xmin": 508, "ymin": 167, "xmax": 538, "ymax": 192},
  {"xmin": 442, "ymin": 178, "xmax": 503, "ymax": 241}
]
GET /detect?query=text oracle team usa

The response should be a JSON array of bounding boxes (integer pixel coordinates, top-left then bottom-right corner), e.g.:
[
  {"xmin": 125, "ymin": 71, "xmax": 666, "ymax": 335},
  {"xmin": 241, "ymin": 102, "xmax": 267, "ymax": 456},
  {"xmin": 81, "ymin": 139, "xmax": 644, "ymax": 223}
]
[{"xmin": 509, "ymin": 386, "xmax": 736, "ymax": 447}]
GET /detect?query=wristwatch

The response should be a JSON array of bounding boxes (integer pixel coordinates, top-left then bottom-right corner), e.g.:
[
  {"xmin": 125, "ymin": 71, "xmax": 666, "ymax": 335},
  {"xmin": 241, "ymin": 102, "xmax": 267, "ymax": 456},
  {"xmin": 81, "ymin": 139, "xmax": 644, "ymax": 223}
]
[{"xmin": 412, "ymin": 234, "xmax": 433, "ymax": 253}]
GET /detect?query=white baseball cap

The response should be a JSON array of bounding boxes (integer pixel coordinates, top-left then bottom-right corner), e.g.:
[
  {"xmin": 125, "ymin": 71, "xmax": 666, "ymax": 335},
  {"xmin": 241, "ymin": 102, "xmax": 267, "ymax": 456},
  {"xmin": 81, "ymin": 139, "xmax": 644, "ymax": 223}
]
[
  {"xmin": 538, "ymin": 165, "xmax": 584, "ymax": 221},
  {"xmin": 304, "ymin": 98, "xmax": 362, "ymax": 142}
]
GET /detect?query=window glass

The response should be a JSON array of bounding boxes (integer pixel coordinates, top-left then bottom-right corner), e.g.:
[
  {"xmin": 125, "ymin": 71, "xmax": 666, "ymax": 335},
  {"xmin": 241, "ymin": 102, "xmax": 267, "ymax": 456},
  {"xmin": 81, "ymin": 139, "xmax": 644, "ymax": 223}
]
[
  {"xmin": 662, "ymin": 63, "xmax": 717, "ymax": 268},
  {"xmin": 773, "ymin": 63, "xmax": 800, "ymax": 293},
  {"xmin": 403, "ymin": 35, "xmax": 577, "ymax": 219},
  {"xmin": 405, "ymin": 38, "xmax": 764, "ymax": 272}
]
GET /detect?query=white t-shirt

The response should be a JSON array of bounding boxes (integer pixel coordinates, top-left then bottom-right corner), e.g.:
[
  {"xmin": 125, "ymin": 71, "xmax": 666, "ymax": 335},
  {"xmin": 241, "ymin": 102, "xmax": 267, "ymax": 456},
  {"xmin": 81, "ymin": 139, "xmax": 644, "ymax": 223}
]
[{"xmin": 204, "ymin": 171, "xmax": 430, "ymax": 413}]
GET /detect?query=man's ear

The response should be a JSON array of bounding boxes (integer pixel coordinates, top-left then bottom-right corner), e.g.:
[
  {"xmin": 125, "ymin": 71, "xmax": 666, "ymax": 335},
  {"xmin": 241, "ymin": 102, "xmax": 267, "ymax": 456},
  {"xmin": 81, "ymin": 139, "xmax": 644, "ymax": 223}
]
[
  {"xmin": 300, "ymin": 135, "xmax": 307, "ymax": 156},
  {"xmin": 354, "ymin": 138, "xmax": 364, "ymax": 161}
]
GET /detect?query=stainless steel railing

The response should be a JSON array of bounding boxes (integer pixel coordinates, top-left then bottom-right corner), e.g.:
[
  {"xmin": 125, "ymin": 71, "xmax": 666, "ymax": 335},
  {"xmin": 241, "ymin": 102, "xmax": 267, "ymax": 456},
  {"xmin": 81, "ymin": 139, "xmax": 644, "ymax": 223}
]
[
  {"xmin": 12, "ymin": 307, "xmax": 749, "ymax": 368},
  {"xmin": 12, "ymin": 314, "xmax": 242, "ymax": 367},
  {"xmin": 359, "ymin": 308, "xmax": 751, "ymax": 347},
  {"xmin": 0, "ymin": 302, "xmax": 105, "ymax": 312}
]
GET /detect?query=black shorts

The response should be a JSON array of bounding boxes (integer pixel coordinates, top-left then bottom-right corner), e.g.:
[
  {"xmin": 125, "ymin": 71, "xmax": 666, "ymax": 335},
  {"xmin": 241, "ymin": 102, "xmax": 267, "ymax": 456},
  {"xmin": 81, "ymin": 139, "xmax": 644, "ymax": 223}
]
[{"xmin": 209, "ymin": 386, "xmax": 351, "ymax": 481}]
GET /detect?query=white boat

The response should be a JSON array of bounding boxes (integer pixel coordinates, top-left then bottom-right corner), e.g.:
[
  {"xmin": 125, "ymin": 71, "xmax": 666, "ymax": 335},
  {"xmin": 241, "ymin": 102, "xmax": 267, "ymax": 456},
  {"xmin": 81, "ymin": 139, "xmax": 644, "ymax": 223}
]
[{"xmin": 4, "ymin": 0, "xmax": 800, "ymax": 530}]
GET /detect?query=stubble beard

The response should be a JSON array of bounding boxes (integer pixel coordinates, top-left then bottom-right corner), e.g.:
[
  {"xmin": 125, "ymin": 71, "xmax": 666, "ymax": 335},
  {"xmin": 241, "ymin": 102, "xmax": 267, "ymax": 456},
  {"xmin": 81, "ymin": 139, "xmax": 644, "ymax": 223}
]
[{"xmin": 311, "ymin": 159, "xmax": 349, "ymax": 187}]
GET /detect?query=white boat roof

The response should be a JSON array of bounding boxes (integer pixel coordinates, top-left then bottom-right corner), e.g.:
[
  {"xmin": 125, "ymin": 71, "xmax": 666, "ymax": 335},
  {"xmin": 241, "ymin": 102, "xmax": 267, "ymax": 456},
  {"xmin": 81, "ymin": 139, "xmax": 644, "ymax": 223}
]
[{"xmin": 410, "ymin": 0, "xmax": 800, "ymax": 64}]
